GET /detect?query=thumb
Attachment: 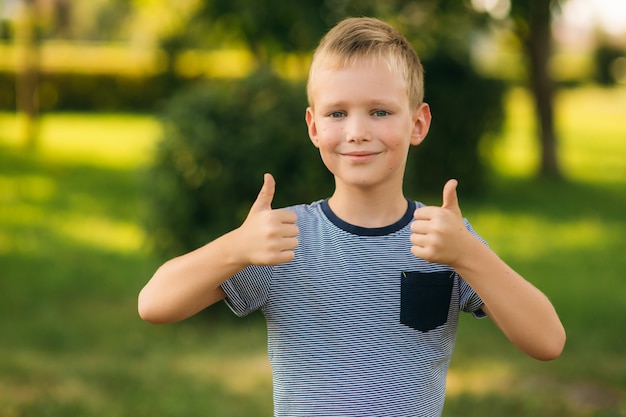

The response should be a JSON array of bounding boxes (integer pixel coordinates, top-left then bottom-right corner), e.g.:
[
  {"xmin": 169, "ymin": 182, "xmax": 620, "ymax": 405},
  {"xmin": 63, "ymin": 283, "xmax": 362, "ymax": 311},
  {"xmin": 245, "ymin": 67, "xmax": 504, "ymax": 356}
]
[
  {"xmin": 441, "ymin": 179, "xmax": 460, "ymax": 211},
  {"xmin": 249, "ymin": 173, "xmax": 275, "ymax": 213}
]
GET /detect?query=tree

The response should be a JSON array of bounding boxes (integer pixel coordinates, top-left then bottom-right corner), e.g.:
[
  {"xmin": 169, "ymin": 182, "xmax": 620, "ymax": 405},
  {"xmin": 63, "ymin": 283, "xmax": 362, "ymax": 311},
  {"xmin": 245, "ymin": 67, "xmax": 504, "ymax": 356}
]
[
  {"xmin": 510, "ymin": 0, "xmax": 562, "ymax": 179},
  {"xmin": 14, "ymin": 0, "xmax": 40, "ymax": 150}
]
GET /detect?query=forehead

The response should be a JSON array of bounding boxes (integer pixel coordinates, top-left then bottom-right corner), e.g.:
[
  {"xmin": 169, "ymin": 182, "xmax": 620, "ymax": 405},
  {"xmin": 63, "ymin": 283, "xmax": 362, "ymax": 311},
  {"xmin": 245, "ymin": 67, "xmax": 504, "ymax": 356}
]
[
  {"xmin": 309, "ymin": 59, "xmax": 409, "ymax": 107},
  {"xmin": 312, "ymin": 52, "xmax": 403, "ymax": 79}
]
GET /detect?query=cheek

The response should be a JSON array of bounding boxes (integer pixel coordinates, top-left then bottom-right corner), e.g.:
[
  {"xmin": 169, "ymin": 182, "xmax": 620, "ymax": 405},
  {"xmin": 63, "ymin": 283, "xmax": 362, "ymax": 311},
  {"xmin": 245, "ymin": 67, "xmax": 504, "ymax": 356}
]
[
  {"xmin": 317, "ymin": 126, "xmax": 341, "ymax": 147},
  {"xmin": 318, "ymin": 121, "xmax": 337, "ymax": 136}
]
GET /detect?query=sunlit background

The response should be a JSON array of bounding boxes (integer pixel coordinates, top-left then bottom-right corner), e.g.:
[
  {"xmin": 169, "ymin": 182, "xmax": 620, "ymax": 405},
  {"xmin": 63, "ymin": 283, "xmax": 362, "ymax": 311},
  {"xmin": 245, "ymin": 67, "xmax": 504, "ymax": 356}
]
[{"xmin": 1, "ymin": 1, "xmax": 625, "ymax": 416}]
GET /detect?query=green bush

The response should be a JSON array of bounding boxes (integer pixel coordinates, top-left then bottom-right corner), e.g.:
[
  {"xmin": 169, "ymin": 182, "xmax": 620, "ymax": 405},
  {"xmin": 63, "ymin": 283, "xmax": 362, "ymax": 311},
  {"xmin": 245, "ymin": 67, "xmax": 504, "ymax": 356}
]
[
  {"xmin": 593, "ymin": 43, "xmax": 625, "ymax": 85},
  {"xmin": 146, "ymin": 64, "xmax": 505, "ymax": 257},
  {"xmin": 405, "ymin": 54, "xmax": 506, "ymax": 197},
  {"xmin": 145, "ymin": 69, "xmax": 332, "ymax": 257},
  {"xmin": 0, "ymin": 71, "xmax": 176, "ymax": 112}
]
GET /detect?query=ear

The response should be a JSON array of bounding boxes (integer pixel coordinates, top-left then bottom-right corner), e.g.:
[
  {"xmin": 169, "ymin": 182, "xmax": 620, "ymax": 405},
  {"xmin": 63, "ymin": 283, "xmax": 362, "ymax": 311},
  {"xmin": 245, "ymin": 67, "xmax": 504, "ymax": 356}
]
[
  {"xmin": 410, "ymin": 103, "xmax": 432, "ymax": 146},
  {"xmin": 305, "ymin": 107, "xmax": 320, "ymax": 148}
]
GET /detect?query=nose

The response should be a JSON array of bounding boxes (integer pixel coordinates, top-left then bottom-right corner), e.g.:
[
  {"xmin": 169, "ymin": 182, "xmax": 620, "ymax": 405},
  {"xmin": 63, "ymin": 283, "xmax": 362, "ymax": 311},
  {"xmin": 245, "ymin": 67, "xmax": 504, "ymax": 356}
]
[{"xmin": 345, "ymin": 114, "xmax": 371, "ymax": 143}]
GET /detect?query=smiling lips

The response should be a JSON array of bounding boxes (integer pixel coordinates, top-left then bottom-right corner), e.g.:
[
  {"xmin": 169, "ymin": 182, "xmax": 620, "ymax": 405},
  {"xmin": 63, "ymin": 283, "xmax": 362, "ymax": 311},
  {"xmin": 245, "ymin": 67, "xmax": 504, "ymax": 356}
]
[{"xmin": 340, "ymin": 150, "xmax": 381, "ymax": 162}]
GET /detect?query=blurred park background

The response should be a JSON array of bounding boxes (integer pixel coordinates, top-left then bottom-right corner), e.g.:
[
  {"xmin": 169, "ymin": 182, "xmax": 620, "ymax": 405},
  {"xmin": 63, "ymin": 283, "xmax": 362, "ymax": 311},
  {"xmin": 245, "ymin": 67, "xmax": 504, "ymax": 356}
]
[{"xmin": 1, "ymin": 0, "xmax": 625, "ymax": 416}]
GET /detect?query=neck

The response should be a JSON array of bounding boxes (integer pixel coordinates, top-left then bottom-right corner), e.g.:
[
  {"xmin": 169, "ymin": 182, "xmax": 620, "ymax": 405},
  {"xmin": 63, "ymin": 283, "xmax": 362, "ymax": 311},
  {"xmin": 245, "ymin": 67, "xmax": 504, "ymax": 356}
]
[{"xmin": 328, "ymin": 184, "xmax": 409, "ymax": 228}]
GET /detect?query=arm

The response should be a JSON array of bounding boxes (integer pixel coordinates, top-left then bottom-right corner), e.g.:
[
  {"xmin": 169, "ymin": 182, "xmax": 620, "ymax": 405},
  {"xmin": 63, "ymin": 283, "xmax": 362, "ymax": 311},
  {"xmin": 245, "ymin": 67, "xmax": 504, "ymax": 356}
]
[
  {"xmin": 410, "ymin": 180, "xmax": 566, "ymax": 361},
  {"xmin": 138, "ymin": 173, "xmax": 298, "ymax": 324}
]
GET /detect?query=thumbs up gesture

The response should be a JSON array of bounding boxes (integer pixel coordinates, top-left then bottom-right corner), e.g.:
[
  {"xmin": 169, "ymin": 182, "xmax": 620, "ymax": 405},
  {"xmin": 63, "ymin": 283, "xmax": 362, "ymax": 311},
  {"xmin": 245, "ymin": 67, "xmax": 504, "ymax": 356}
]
[
  {"xmin": 239, "ymin": 173, "xmax": 299, "ymax": 266},
  {"xmin": 410, "ymin": 179, "xmax": 471, "ymax": 266}
]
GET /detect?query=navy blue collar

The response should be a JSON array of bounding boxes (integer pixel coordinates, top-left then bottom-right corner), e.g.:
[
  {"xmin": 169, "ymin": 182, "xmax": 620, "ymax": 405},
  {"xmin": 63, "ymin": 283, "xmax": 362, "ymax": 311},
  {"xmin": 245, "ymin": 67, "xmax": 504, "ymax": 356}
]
[{"xmin": 320, "ymin": 199, "xmax": 416, "ymax": 236}]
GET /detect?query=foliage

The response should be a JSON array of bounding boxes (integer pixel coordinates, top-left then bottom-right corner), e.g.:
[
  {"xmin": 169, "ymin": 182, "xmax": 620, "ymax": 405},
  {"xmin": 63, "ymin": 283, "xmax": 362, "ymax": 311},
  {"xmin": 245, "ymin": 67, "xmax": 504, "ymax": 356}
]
[
  {"xmin": 145, "ymin": 69, "xmax": 332, "ymax": 257},
  {"xmin": 164, "ymin": 0, "xmax": 492, "ymax": 64},
  {"xmin": 406, "ymin": 54, "xmax": 506, "ymax": 197},
  {"xmin": 199, "ymin": 1, "xmax": 327, "ymax": 59},
  {"xmin": 0, "ymin": 71, "xmax": 175, "ymax": 112},
  {"xmin": 593, "ymin": 42, "xmax": 626, "ymax": 85}
]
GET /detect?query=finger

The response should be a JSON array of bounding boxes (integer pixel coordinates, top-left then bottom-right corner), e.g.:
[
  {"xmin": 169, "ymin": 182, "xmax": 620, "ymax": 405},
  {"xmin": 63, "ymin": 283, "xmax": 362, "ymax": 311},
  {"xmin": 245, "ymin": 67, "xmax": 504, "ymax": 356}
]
[
  {"xmin": 275, "ymin": 209, "xmax": 298, "ymax": 225},
  {"xmin": 275, "ymin": 223, "xmax": 299, "ymax": 239},
  {"xmin": 413, "ymin": 206, "xmax": 438, "ymax": 221},
  {"xmin": 274, "ymin": 249, "xmax": 296, "ymax": 264},
  {"xmin": 279, "ymin": 236, "xmax": 299, "ymax": 251},
  {"xmin": 249, "ymin": 173, "xmax": 275, "ymax": 213},
  {"xmin": 270, "ymin": 237, "xmax": 298, "ymax": 264},
  {"xmin": 410, "ymin": 218, "xmax": 430, "ymax": 234},
  {"xmin": 283, "ymin": 224, "xmax": 300, "ymax": 238},
  {"xmin": 441, "ymin": 179, "xmax": 459, "ymax": 211},
  {"xmin": 409, "ymin": 231, "xmax": 427, "ymax": 247}
]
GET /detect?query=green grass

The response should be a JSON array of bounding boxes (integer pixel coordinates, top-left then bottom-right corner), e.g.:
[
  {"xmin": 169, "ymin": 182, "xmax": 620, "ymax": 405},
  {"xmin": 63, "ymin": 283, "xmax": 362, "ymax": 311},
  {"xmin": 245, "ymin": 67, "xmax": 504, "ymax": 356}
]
[
  {"xmin": 1, "ymin": 85, "xmax": 625, "ymax": 417},
  {"xmin": 0, "ymin": 114, "xmax": 273, "ymax": 416}
]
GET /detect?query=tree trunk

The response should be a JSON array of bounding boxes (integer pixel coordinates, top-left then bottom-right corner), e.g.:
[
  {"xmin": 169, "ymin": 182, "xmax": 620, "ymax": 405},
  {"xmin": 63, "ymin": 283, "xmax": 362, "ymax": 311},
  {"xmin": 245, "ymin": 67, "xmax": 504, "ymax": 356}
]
[
  {"xmin": 524, "ymin": 0, "xmax": 561, "ymax": 179},
  {"xmin": 15, "ymin": 0, "xmax": 40, "ymax": 151}
]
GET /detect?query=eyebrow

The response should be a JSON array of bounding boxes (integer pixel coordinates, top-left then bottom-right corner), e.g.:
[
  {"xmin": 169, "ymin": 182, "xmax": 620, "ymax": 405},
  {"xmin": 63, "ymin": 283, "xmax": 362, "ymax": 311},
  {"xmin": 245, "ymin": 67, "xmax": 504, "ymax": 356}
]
[{"xmin": 318, "ymin": 99, "xmax": 399, "ymax": 109}]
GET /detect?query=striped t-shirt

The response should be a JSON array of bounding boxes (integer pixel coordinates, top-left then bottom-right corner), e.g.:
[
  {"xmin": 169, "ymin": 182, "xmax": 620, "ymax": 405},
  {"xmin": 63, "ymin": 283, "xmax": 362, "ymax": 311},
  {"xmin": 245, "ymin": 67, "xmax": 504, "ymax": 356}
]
[{"xmin": 221, "ymin": 199, "xmax": 485, "ymax": 417}]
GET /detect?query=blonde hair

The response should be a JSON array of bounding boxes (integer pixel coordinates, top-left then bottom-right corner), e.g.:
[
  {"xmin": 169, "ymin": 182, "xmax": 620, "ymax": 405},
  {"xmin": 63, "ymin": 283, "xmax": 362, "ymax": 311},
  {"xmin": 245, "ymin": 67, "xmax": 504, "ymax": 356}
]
[{"xmin": 307, "ymin": 17, "xmax": 424, "ymax": 109}]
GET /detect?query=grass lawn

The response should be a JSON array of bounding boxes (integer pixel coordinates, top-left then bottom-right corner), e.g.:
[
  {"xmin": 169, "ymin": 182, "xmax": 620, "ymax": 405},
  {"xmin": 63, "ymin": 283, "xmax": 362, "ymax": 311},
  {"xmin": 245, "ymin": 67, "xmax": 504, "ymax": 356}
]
[{"xmin": 1, "ymin": 86, "xmax": 625, "ymax": 416}]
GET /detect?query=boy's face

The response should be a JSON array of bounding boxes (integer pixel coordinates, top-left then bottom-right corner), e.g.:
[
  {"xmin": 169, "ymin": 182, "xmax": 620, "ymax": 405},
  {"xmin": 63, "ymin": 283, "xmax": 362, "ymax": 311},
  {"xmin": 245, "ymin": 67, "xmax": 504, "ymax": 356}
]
[{"xmin": 306, "ymin": 59, "xmax": 431, "ymax": 192}]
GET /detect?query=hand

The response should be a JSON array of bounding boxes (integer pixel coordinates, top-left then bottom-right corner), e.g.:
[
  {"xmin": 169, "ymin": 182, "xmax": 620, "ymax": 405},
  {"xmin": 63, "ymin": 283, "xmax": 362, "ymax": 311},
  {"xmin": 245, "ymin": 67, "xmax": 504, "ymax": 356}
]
[
  {"xmin": 238, "ymin": 173, "xmax": 299, "ymax": 266},
  {"xmin": 410, "ymin": 179, "xmax": 471, "ymax": 266}
]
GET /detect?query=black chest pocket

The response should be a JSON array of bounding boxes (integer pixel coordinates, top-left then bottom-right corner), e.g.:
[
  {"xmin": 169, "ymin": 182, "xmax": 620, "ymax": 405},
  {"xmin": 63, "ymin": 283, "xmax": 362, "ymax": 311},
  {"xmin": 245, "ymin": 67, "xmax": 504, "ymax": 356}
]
[{"xmin": 400, "ymin": 271, "xmax": 454, "ymax": 332}]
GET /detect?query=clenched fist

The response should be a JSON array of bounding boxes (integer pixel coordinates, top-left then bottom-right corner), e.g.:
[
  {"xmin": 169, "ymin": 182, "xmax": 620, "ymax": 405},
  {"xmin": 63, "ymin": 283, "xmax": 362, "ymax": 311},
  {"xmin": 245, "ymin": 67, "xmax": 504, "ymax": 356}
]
[
  {"xmin": 410, "ymin": 179, "xmax": 473, "ymax": 267},
  {"xmin": 239, "ymin": 173, "xmax": 299, "ymax": 266}
]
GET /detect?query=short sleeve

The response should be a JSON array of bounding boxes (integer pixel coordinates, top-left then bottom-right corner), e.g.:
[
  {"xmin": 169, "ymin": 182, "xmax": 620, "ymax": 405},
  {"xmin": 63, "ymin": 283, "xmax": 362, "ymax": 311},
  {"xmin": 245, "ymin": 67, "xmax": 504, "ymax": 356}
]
[
  {"xmin": 458, "ymin": 275, "xmax": 486, "ymax": 318},
  {"xmin": 458, "ymin": 218, "xmax": 488, "ymax": 319},
  {"xmin": 220, "ymin": 265, "xmax": 273, "ymax": 317}
]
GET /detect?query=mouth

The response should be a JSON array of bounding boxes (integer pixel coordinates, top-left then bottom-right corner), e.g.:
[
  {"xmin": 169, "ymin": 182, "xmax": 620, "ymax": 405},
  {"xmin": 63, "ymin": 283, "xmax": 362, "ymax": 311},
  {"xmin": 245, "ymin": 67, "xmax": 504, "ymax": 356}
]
[{"xmin": 340, "ymin": 151, "xmax": 381, "ymax": 162}]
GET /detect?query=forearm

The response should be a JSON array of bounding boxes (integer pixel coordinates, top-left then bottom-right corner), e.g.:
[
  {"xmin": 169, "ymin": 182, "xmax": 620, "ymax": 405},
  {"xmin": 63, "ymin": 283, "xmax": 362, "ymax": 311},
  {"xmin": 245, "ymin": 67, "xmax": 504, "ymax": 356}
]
[
  {"xmin": 138, "ymin": 174, "xmax": 298, "ymax": 324},
  {"xmin": 454, "ymin": 236, "xmax": 566, "ymax": 361},
  {"xmin": 138, "ymin": 228, "xmax": 247, "ymax": 324}
]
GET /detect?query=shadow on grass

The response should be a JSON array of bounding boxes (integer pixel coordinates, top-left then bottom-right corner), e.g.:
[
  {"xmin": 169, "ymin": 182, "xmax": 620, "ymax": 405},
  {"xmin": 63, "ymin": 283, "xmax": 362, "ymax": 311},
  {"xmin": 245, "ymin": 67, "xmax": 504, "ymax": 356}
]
[
  {"xmin": 1, "ymin": 143, "xmax": 146, "ymax": 222},
  {"xmin": 484, "ymin": 177, "xmax": 626, "ymax": 222}
]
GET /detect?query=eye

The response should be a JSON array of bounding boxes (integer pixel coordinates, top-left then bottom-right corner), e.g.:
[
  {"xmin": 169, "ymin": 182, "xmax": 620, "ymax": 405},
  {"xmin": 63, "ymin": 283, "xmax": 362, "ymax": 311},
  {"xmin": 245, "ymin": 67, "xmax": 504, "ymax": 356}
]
[
  {"xmin": 372, "ymin": 110, "xmax": 390, "ymax": 117},
  {"xmin": 329, "ymin": 111, "xmax": 345, "ymax": 119}
]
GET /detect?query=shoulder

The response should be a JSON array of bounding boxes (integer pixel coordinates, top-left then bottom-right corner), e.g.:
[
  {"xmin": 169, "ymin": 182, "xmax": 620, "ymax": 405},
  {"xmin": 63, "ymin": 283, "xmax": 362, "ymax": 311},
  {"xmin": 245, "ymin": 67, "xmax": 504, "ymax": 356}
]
[
  {"xmin": 283, "ymin": 200, "xmax": 326, "ymax": 224},
  {"xmin": 284, "ymin": 200, "xmax": 324, "ymax": 213}
]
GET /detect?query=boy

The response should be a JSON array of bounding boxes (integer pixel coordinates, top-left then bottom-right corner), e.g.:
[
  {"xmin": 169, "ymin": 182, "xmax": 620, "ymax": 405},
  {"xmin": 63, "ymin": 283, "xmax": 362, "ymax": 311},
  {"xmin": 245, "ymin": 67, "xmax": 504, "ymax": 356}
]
[{"xmin": 139, "ymin": 17, "xmax": 565, "ymax": 417}]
